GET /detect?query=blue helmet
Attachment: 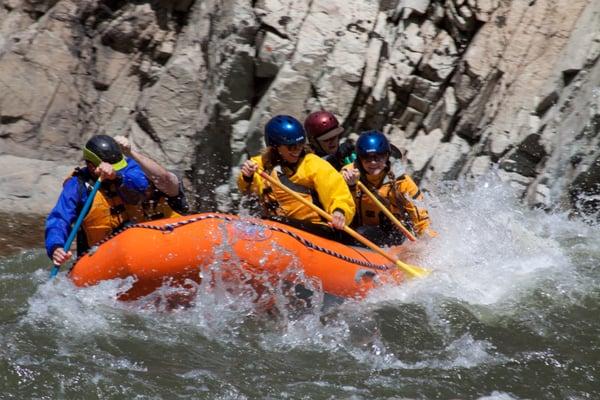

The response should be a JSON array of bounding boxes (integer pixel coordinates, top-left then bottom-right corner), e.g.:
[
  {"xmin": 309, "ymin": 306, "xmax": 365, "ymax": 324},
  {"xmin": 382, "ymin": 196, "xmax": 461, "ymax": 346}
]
[
  {"xmin": 264, "ymin": 115, "xmax": 306, "ymax": 147},
  {"xmin": 356, "ymin": 130, "xmax": 390, "ymax": 157}
]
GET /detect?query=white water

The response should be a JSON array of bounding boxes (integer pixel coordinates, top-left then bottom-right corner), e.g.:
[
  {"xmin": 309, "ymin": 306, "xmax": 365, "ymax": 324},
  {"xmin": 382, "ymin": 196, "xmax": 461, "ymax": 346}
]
[{"xmin": 15, "ymin": 172, "xmax": 599, "ymax": 399}]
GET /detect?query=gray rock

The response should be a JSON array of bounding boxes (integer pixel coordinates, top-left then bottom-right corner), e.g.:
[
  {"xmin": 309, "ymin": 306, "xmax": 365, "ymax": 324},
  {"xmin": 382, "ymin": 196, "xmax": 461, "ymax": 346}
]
[
  {"xmin": 0, "ymin": 155, "xmax": 71, "ymax": 214},
  {"xmin": 0, "ymin": 0, "xmax": 598, "ymax": 223}
]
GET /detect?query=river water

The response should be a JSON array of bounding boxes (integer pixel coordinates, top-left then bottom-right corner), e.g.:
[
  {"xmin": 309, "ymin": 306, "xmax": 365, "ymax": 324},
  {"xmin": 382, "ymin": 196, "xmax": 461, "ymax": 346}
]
[{"xmin": 1, "ymin": 175, "xmax": 598, "ymax": 399}]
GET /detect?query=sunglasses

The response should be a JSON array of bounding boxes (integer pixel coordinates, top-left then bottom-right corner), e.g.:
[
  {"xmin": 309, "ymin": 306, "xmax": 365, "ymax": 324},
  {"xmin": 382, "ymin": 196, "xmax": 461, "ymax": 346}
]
[{"xmin": 360, "ymin": 153, "xmax": 388, "ymax": 163}]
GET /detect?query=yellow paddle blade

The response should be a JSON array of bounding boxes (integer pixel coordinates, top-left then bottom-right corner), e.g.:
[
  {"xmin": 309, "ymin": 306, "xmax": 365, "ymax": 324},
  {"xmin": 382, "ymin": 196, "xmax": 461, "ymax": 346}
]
[{"xmin": 396, "ymin": 260, "xmax": 430, "ymax": 278}]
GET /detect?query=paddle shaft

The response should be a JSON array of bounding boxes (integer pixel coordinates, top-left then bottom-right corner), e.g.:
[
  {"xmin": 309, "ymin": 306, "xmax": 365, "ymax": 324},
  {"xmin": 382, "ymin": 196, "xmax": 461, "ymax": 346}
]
[
  {"xmin": 50, "ymin": 178, "xmax": 102, "ymax": 278},
  {"xmin": 256, "ymin": 169, "xmax": 427, "ymax": 278},
  {"xmin": 356, "ymin": 181, "xmax": 416, "ymax": 242}
]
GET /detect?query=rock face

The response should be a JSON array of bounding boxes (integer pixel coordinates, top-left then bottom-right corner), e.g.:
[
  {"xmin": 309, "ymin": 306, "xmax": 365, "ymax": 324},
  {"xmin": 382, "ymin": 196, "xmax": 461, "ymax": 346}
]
[{"xmin": 0, "ymin": 0, "xmax": 598, "ymax": 221}]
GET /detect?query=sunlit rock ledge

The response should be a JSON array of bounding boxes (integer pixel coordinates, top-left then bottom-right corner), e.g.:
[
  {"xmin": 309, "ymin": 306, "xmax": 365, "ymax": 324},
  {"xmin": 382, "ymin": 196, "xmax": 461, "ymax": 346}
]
[{"xmin": 0, "ymin": 0, "xmax": 598, "ymax": 221}]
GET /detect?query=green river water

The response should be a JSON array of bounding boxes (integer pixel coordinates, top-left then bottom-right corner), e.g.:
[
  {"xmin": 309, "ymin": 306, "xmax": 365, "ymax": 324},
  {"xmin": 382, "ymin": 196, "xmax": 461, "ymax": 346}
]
[{"xmin": 1, "ymin": 178, "xmax": 598, "ymax": 399}]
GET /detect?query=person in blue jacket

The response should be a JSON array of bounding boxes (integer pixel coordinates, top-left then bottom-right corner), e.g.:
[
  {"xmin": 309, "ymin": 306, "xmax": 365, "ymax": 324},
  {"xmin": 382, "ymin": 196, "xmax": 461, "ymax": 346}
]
[{"xmin": 45, "ymin": 135, "xmax": 149, "ymax": 266}]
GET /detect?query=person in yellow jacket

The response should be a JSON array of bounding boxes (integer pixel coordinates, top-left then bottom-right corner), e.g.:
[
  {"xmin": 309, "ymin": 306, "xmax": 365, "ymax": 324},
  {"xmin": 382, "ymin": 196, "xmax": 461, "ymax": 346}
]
[
  {"xmin": 238, "ymin": 115, "xmax": 355, "ymax": 235},
  {"xmin": 114, "ymin": 135, "xmax": 189, "ymax": 222},
  {"xmin": 341, "ymin": 130, "xmax": 431, "ymax": 246}
]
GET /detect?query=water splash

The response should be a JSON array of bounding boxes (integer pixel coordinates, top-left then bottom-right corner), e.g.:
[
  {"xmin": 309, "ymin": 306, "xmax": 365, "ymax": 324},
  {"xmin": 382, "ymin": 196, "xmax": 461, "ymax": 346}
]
[
  {"xmin": 368, "ymin": 173, "xmax": 591, "ymax": 305},
  {"xmin": 3, "ymin": 172, "xmax": 598, "ymax": 398}
]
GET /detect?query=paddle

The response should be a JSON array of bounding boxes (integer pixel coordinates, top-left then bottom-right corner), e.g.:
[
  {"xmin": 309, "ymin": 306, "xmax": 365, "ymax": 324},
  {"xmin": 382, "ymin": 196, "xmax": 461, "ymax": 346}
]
[
  {"xmin": 356, "ymin": 181, "xmax": 417, "ymax": 242},
  {"xmin": 256, "ymin": 169, "xmax": 429, "ymax": 278},
  {"xmin": 49, "ymin": 178, "xmax": 102, "ymax": 278}
]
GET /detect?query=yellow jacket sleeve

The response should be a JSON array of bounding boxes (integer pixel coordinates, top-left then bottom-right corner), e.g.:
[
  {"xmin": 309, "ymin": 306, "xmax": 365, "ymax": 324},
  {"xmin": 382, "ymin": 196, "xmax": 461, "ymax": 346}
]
[
  {"xmin": 394, "ymin": 175, "xmax": 430, "ymax": 236},
  {"xmin": 302, "ymin": 154, "xmax": 356, "ymax": 222},
  {"xmin": 237, "ymin": 155, "xmax": 265, "ymax": 196}
]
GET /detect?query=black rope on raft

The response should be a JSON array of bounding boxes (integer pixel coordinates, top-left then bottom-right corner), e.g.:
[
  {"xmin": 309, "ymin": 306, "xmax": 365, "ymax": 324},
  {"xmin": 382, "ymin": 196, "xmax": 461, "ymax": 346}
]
[{"xmin": 75, "ymin": 214, "xmax": 392, "ymax": 271}]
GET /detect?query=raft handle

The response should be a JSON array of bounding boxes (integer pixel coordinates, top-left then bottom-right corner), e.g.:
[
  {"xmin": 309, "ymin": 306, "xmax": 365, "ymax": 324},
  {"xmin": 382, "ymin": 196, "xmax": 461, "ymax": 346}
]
[{"xmin": 354, "ymin": 269, "xmax": 378, "ymax": 284}]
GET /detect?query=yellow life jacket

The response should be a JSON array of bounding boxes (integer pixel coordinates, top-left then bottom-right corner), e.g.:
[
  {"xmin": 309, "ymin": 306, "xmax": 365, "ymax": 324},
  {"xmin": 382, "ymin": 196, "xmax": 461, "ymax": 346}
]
[
  {"xmin": 262, "ymin": 166, "xmax": 323, "ymax": 224},
  {"xmin": 355, "ymin": 171, "xmax": 430, "ymax": 236},
  {"xmin": 238, "ymin": 153, "xmax": 355, "ymax": 224},
  {"xmin": 125, "ymin": 187, "xmax": 182, "ymax": 223},
  {"xmin": 357, "ymin": 179, "xmax": 397, "ymax": 227},
  {"xmin": 68, "ymin": 171, "xmax": 129, "ymax": 246}
]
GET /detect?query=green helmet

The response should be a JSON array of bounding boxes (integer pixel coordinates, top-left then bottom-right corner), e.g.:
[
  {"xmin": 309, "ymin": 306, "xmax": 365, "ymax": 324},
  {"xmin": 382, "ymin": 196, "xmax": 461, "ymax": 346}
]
[{"xmin": 83, "ymin": 135, "xmax": 127, "ymax": 171}]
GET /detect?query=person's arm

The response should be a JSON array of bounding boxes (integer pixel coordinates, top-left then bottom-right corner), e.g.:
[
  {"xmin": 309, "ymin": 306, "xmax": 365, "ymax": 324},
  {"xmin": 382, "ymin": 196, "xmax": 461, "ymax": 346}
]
[
  {"xmin": 237, "ymin": 155, "xmax": 265, "ymax": 195},
  {"xmin": 117, "ymin": 158, "xmax": 150, "ymax": 195},
  {"xmin": 45, "ymin": 177, "xmax": 83, "ymax": 262},
  {"xmin": 340, "ymin": 165, "xmax": 362, "ymax": 214},
  {"xmin": 115, "ymin": 135, "xmax": 179, "ymax": 197},
  {"xmin": 306, "ymin": 155, "xmax": 356, "ymax": 228},
  {"xmin": 341, "ymin": 165, "xmax": 360, "ymax": 189}
]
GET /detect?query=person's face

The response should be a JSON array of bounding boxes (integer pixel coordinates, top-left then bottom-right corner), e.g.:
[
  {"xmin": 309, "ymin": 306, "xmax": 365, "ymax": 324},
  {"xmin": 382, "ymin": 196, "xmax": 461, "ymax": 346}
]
[
  {"xmin": 317, "ymin": 135, "xmax": 340, "ymax": 155},
  {"xmin": 360, "ymin": 153, "xmax": 388, "ymax": 176},
  {"xmin": 277, "ymin": 143, "xmax": 304, "ymax": 163},
  {"xmin": 86, "ymin": 161, "xmax": 100, "ymax": 177}
]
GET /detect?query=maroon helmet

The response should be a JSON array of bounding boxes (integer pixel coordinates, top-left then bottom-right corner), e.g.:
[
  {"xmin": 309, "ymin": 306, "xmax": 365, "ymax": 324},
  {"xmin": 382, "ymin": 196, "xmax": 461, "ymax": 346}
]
[{"xmin": 304, "ymin": 111, "xmax": 344, "ymax": 145}]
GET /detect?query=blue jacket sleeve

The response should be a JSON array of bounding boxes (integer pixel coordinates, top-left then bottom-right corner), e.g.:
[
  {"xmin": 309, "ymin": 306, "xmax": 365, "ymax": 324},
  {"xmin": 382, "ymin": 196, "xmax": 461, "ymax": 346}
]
[
  {"xmin": 44, "ymin": 177, "xmax": 85, "ymax": 258},
  {"xmin": 117, "ymin": 158, "xmax": 149, "ymax": 193}
]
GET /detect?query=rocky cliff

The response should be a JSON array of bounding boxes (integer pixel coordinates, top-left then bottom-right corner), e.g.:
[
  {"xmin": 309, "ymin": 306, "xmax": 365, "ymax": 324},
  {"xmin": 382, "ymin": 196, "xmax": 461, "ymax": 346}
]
[{"xmin": 1, "ymin": 0, "xmax": 598, "ymax": 222}]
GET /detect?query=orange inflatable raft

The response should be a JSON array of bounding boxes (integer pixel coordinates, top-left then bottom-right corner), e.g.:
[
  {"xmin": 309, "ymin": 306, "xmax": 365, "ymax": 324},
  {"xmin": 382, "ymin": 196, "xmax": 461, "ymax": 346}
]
[{"xmin": 69, "ymin": 213, "xmax": 405, "ymax": 300}]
